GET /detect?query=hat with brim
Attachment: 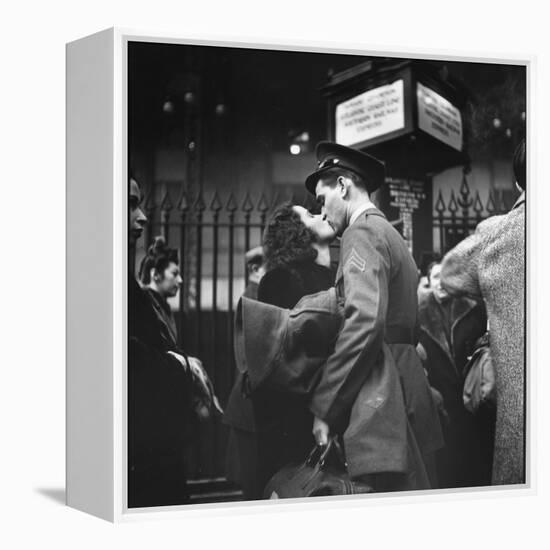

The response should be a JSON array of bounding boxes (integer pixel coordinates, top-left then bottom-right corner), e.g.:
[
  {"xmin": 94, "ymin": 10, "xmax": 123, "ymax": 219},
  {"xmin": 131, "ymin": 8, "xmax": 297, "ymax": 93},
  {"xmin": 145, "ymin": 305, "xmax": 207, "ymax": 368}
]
[
  {"xmin": 305, "ymin": 141, "xmax": 386, "ymax": 195},
  {"xmin": 234, "ymin": 289, "xmax": 342, "ymax": 394}
]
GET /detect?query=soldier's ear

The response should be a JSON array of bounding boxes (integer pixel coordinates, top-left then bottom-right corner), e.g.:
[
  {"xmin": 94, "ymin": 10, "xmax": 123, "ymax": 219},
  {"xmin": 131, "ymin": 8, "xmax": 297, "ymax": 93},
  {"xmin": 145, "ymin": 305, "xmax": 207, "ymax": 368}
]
[{"xmin": 337, "ymin": 176, "xmax": 348, "ymax": 198}]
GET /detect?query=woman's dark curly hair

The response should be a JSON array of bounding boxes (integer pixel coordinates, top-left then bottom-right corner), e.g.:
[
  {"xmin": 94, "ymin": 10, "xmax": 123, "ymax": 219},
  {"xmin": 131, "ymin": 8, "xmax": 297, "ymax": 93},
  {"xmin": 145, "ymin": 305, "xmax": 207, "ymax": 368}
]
[
  {"xmin": 139, "ymin": 236, "xmax": 179, "ymax": 285},
  {"xmin": 262, "ymin": 202, "xmax": 317, "ymax": 271}
]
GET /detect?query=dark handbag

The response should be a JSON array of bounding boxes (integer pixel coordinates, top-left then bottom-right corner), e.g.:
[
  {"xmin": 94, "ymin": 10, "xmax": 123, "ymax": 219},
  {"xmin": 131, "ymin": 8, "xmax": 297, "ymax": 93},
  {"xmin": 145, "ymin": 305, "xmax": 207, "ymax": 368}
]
[
  {"xmin": 462, "ymin": 333, "xmax": 496, "ymax": 414},
  {"xmin": 263, "ymin": 438, "xmax": 373, "ymax": 499}
]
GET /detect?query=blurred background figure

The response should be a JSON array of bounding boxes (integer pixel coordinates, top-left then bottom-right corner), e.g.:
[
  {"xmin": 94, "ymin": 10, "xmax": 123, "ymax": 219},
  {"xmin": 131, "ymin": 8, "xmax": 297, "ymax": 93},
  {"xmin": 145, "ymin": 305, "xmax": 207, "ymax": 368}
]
[
  {"xmin": 139, "ymin": 237, "xmax": 183, "ymax": 350},
  {"xmin": 441, "ymin": 139, "xmax": 526, "ymax": 486},
  {"xmin": 139, "ymin": 236, "xmax": 222, "ymax": 421},
  {"xmin": 417, "ymin": 261, "xmax": 488, "ymax": 488},
  {"xmin": 242, "ymin": 246, "xmax": 266, "ymax": 300}
]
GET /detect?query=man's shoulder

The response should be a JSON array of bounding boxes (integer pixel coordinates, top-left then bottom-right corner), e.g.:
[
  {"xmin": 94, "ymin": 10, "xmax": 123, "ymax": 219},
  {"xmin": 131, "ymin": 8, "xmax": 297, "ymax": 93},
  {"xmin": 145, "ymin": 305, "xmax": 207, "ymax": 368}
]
[
  {"xmin": 338, "ymin": 212, "xmax": 399, "ymax": 276},
  {"xmin": 344, "ymin": 209, "xmax": 390, "ymax": 240},
  {"xmin": 343, "ymin": 210, "xmax": 409, "ymax": 263}
]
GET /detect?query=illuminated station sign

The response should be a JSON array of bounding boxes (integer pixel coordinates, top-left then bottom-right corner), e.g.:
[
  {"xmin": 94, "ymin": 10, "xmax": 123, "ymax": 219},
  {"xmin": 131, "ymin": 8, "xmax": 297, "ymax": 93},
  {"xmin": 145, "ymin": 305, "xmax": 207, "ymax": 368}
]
[
  {"xmin": 323, "ymin": 59, "xmax": 469, "ymax": 262},
  {"xmin": 327, "ymin": 60, "xmax": 467, "ymax": 172},
  {"xmin": 416, "ymin": 82, "xmax": 463, "ymax": 152},
  {"xmin": 336, "ymin": 80, "xmax": 406, "ymax": 147}
]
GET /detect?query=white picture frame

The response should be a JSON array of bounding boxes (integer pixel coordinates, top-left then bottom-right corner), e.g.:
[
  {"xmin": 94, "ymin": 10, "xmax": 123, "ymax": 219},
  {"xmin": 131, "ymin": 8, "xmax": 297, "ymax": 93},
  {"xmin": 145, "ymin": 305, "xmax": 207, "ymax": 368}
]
[{"xmin": 66, "ymin": 27, "xmax": 534, "ymax": 522}]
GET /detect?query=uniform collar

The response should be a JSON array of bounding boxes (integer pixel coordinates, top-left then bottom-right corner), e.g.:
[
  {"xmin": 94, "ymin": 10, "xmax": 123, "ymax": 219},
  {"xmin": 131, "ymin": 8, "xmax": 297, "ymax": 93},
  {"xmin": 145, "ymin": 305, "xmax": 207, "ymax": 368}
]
[{"xmin": 349, "ymin": 203, "xmax": 375, "ymax": 226}]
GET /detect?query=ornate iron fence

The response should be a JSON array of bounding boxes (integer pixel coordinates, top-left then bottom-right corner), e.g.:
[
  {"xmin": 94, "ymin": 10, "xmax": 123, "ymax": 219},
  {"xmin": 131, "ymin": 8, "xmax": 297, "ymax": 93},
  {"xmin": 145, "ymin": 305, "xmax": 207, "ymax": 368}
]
[{"xmin": 433, "ymin": 172, "xmax": 514, "ymax": 255}]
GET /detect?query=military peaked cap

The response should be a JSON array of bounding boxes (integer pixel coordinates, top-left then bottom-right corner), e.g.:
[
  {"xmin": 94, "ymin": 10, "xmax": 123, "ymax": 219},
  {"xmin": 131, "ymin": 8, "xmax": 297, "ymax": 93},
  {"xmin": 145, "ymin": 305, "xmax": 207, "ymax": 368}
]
[{"xmin": 305, "ymin": 141, "xmax": 386, "ymax": 195}]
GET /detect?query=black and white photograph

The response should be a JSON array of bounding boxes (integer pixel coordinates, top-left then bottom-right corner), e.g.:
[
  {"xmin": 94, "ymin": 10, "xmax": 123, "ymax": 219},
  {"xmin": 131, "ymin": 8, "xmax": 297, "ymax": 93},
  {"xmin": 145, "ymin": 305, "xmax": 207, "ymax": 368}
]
[
  {"xmin": 127, "ymin": 41, "xmax": 526, "ymax": 508},
  {"xmin": 6, "ymin": 0, "xmax": 550, "ymax": 546}
]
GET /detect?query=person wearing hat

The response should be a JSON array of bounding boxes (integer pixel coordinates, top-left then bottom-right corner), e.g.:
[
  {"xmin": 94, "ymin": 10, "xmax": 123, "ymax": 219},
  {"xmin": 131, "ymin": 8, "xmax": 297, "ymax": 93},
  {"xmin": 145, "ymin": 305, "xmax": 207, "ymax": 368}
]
[
  {"xmin": 305, "ymin": 142, "xmax": 443, "ymax": 491},
  {"xmin": 441, "ymin": 138, "xmax": 526, "ymax": 485}
]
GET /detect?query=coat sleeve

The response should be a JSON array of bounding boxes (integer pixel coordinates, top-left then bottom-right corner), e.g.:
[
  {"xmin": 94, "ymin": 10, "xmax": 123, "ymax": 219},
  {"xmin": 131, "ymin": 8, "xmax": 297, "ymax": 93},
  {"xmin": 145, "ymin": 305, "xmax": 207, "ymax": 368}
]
[
  {"xmin": 440, "ymin": 215, "xmax": 503, "ymax": 299},
  {"xmin": 310, "ymin": 222, "xmax": 390, "ymax": 428}
]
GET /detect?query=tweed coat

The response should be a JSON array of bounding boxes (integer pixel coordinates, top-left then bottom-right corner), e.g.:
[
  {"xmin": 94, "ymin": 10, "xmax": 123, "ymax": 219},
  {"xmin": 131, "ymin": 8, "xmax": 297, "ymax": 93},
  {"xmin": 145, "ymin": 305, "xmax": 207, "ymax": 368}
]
[
  {"xmin": 308, "ymin": 208, "xmax": 444, "ymax": 480},
  {"xmin": 441, "ymin": 193, "xmax": 525, "ymax": 485}
]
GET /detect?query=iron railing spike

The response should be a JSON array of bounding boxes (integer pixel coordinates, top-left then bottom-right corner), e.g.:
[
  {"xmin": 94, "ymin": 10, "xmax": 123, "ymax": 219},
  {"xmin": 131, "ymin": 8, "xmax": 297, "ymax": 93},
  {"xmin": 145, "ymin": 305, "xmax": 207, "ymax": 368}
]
[
  {"xmin": 448, "ymin": 190, "xmax": 458, "ymax": 213},
  {"xmin": 242, "ymin": 191, "xmax": 254, "ymax": 212},
  {"xmin": 177, "ymin": 189, "xmax": 190, "ymax": 212},
  {"xmin": 210, "ymin": 190, "xmax": 223, "ymax": 212},
  {"xmin": 226, "ymin": 192, "xmax": 238, "ymax": 212},
  {"xmin": 160, "ymin": 188, "xmax": 174, "ymax": 211},
  {"xmin": 193, "ymin": 191, "xmax": 206, "ymax": 212},
  {"xmin": 473, "ymin": 190, "xmax": 484, "ymax": 214},
  {"xmin": 435, "ymin": 190, "xmax": 446, "ymax": 215},
  {"xmin": 459, "ymin": 173, "xmax": 470, "ymax": 198},
  {"xmin": 257, "ymin": 193, "xmax": 269, "ymax": 212}
]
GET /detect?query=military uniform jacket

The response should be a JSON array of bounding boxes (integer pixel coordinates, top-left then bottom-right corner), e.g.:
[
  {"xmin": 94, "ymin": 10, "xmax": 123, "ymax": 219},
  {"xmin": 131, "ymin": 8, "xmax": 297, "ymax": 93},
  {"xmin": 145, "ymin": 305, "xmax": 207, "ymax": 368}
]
[
  {"xmin": 233, "ymin": 288, "xmax": 415, "ymax": 480},
  {"xmin": 310, "ymin": 208, "xmax": 443, "ymax": 476}
]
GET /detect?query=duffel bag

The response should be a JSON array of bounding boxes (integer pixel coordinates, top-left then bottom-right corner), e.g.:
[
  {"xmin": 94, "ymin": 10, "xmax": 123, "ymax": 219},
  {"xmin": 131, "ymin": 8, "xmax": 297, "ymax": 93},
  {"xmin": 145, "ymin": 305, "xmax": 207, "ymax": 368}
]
[{"xmin": 263, "ymin": 438, "xmax": 373, "ymax": 499}]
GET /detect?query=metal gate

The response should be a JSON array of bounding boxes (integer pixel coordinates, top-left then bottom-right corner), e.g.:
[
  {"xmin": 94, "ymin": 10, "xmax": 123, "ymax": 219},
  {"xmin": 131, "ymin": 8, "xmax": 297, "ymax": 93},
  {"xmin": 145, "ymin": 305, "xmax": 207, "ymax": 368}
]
[{"xmin": 432, "ymin": 173, "xmax": 513, "ymax": 255}]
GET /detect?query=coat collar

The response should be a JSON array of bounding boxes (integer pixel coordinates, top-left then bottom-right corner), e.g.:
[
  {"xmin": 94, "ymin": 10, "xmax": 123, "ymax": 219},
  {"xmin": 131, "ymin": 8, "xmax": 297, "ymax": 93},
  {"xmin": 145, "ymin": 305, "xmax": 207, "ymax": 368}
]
[
  {"xmin": 234, "ymin": 289, "xmax": 342, "ymax": 391},
  {"xmin": 512, "ymin": 191, "xmax": 525, "ymax": 210},
  {"xmin": 345, "ymin": 206, "xmax": 386, "ymax": 232},
  {"xmin": 349, "ymin": 202, "xmax": 381, "ymax": 226},
  {"xmin": 418, "ymin": 290, "xmax": 478, "ymax": 364}
]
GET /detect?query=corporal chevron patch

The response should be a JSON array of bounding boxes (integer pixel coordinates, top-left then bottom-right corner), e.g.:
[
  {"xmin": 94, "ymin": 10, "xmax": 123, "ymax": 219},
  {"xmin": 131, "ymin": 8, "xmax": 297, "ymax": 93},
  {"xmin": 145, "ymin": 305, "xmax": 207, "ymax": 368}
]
[{"xmin": 344, "ymin": 247, "xmax": 366, "ymax": 273}]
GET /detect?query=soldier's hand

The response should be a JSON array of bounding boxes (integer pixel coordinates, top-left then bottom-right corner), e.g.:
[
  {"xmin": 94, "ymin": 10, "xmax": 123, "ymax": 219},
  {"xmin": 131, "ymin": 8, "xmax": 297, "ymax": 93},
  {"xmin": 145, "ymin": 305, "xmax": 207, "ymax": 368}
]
[{"xmin": 313, "ymin": 416, "xmax": 330, "ymax": 446}]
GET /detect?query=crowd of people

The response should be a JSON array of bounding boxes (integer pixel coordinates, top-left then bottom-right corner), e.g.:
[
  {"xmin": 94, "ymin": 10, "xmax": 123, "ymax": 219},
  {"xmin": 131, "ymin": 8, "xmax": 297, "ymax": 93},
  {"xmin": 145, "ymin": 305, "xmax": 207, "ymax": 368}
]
[{"xmin": 128, "ymin": 138, "xmax": 526, "ymax": 506}]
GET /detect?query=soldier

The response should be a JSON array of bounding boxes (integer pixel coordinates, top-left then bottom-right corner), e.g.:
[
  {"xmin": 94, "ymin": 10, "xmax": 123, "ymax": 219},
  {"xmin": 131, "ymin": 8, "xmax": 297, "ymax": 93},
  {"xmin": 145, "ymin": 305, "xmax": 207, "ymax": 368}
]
[{"xmin": 305, "ymin": 142, "xmax": 443, "ymax": 491}]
